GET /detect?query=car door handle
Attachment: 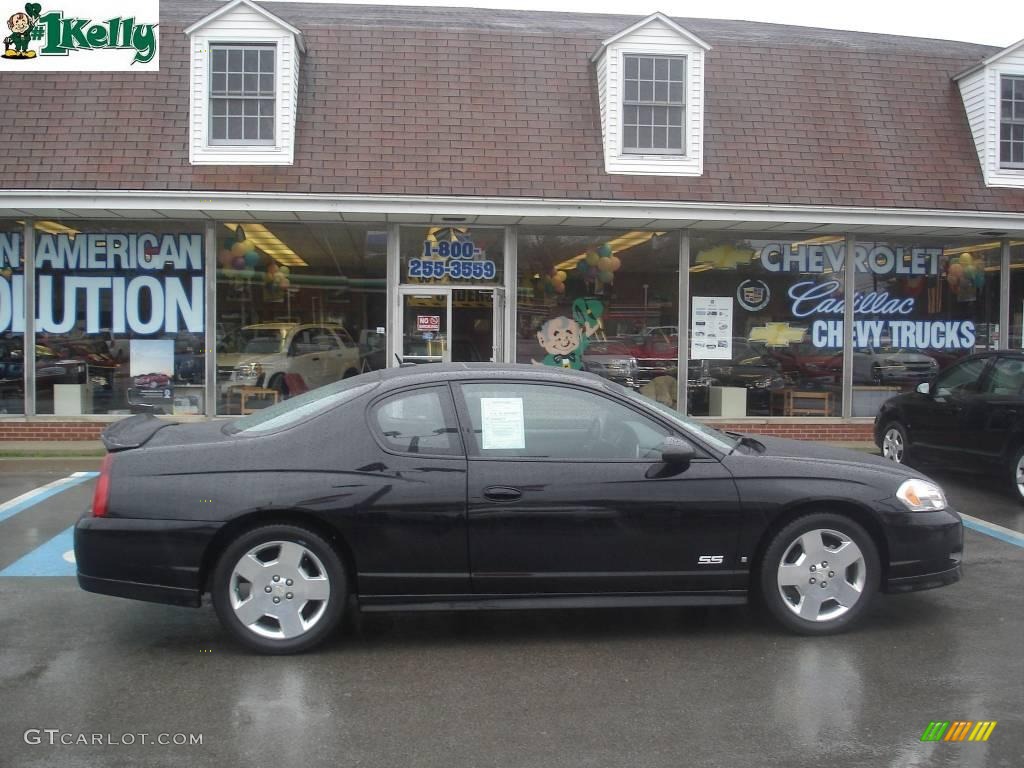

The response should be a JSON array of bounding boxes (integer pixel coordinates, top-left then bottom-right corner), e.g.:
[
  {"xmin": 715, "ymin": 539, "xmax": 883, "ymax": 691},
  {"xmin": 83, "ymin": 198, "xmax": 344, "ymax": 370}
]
[
  {"xmin": 311, "ymin": 356, "xmax": 320, "ymax": 361},
  {"xmin": 482, "ymin": 486, "xmax": 522, "ymax": 502}
]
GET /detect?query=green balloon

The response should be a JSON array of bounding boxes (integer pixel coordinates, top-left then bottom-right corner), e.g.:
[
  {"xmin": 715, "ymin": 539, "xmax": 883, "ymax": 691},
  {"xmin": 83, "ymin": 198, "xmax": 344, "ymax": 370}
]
[{"xmin": 597, "ymin": 243, "xmax": 613, "ymax": 258}]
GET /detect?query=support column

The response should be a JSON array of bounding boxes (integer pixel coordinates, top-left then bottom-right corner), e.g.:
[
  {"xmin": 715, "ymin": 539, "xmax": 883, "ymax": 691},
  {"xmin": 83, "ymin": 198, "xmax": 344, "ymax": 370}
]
[
  {"xmin": 23, "ymin": 220, "xmax": 35, "ymax": 418},
  {"xmin": 677, "ymin": 232, "xmax": 690, "ymax": 415},
  {"xmin": 1000, "ymin": 239, "xmax": 1010, "ymax": 351},
  {"xmin": 841, "ymin": 233, "xmax": 856, "ymax": 419},
  {"xmin": 204, "ymin": 221, "xmax": 217, "ymax": 415}
]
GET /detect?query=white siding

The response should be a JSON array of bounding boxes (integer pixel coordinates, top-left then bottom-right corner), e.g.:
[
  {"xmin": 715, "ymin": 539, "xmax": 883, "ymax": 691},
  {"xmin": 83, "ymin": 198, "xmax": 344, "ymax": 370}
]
[
  {"xmin": 958, "ymin": 69, "xmax": 986, "ymax": 165},
  {"xmin": 595, "ymin": 17, "xmax": 706, "ymax": 177},
  {"xmin": 188, "ymin": 3, "xmax": 300, "ymax": 166}
]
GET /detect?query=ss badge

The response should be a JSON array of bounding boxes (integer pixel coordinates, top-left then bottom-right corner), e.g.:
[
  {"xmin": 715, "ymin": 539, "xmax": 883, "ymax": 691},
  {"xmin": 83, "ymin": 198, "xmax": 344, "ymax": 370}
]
[{"xmin": 698, "ymin": 555, "xmax": 724, "ymax": 565}]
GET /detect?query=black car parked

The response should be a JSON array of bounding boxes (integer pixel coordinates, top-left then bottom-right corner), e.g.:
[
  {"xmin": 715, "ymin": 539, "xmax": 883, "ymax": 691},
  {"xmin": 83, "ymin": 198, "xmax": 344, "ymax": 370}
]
[
  {"xmin": 76, "ymin": 364, "xmax": 962, "ymax": 654},
  {"xmin": 876, "ymin": 351, "xmax": 1024, "ymax": 501}
]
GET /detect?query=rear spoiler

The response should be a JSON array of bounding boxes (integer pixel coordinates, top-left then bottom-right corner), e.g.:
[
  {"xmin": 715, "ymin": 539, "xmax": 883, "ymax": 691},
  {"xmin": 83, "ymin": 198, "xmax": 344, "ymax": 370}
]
[{"xmin": 101, "ymin": 414, "xmax": 176, "ymax": 452}]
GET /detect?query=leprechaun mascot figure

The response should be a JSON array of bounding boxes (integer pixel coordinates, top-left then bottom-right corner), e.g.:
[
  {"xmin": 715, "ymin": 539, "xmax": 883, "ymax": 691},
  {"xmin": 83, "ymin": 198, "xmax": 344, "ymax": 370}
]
[{"xmin": 4, "ymin": 3, "xmax": 42, "ymax": 59}]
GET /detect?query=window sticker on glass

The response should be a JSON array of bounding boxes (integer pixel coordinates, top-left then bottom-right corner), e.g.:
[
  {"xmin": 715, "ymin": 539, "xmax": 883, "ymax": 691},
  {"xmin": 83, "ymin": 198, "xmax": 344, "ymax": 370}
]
[{"xmin": 480, "ymin": 397, "xmax": 526, "ymax": 450}]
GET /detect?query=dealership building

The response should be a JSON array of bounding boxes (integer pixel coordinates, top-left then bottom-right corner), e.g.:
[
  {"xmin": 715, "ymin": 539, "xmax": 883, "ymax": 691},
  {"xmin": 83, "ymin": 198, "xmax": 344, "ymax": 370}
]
[{"xmin": 2, "ymin": 0, "xmax": 1024, "ymax": 441}]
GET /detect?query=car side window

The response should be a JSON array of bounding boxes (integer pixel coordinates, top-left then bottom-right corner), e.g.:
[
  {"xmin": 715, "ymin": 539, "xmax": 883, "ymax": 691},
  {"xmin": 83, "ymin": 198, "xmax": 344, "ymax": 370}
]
[
  {"xmin": 289, "ymin": 329, "xmax": 314, "ymax": 356},
  {"xmin": 934, "ymin": 358, "xmax": 988, "ymax": 397},
  {"xmin": 983, "ymin": 358, "xmax": 1024, "ymax": 396},
  {"xmin": 457, "ymin": 382, "xmax": 672, "ymax": 460},
  {"xmin": 372, "ymin": 387, "xmax": 461, "ymax": 456},
  {"xmin": 312, "ymin": 329, "xmax": 341, "ymax": 351}
]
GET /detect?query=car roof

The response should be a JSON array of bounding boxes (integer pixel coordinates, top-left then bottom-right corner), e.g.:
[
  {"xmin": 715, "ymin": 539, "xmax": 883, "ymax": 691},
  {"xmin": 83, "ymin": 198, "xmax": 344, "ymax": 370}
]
[
  {"xmin": 242, "ymin": 322, "xmax": 344, "ymax": 331},
  {"xmin": 375, "ymin": 362, "xmax": 609, "ymax": 390}
]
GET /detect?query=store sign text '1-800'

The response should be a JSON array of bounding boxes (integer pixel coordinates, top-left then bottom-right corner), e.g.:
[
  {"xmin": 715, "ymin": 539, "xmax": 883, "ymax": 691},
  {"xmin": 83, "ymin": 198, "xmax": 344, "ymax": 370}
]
[{"xmin": 0, "ymin": 232, "xmax": 203, "ymax": 335}]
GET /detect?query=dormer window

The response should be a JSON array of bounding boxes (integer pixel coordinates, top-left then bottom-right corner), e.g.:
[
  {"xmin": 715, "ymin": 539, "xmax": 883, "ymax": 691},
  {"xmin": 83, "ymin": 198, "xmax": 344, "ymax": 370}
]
[
  {"xmin": 210, "ymin": 44, "xmax": 277, "ymax": 145},
  {"xmin": 185, "ymin": 0, "xmax": 304, "ymax": 166},
  {"xmin": 1000, "ymin": 75, "xmax": 1024, "ymax": 168},
  {"xmin": 623, "ymin": 55, "xmax": 686, "ymax": 154},
  {"xmin": 591, "ymin": 13, "xmax": 709, "ymax": 177}
]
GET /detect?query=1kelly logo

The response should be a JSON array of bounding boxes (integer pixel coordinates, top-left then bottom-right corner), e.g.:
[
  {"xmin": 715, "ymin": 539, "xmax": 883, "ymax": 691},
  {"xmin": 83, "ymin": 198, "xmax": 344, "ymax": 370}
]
[{"xmin": 2, "ymin": 2, "xmax": 158, "ymax": 66}]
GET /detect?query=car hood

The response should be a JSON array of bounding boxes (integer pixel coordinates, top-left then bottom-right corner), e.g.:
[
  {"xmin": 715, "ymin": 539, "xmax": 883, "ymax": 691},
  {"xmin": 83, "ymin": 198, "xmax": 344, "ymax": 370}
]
[
  {"xmin": 217, "ymin": 352, "xmax": 283, "ymax": 368},
  {"xmin": 740, "ymin": 434, "xmax": 928, "ymax": 483}
]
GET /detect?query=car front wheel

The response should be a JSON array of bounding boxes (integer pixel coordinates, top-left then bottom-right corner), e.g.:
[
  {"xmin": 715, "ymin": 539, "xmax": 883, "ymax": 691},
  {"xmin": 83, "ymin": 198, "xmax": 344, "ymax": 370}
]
[
  {"xmin": 211, "ymin": 524, "xmax": 347, "ymax": 654},
  {"xmin": 881, "ymin": 421, "xmax": 909, "ymax": 464},
  {"xmin": 759, "ymin": 514, "xmax": 879, "ymax": 635},
  {"xmin": 1009, "ymin": 446, "xmax": 1024, "ymax": 504}
]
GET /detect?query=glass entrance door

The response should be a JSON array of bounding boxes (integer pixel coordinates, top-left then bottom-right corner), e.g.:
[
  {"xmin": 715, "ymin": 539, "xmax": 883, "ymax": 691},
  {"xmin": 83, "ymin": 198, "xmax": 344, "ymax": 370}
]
[
  {"xmin": 398, "ymin": 287, "xmax": 504, "ymax": 364},
  {"xmin": 400, "ymin": 289, "xmax": 448, "ymax": 364}
]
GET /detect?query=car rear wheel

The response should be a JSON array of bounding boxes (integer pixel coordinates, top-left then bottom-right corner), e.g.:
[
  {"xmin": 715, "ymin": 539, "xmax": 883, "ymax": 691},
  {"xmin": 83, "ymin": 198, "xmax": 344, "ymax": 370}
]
[
  {"xmin": 211, "ymin": 524, "xmax": 347, "ymax": 654},
  {"xmin": 759, "ymin": 514, "xmax": 879, "ymax": 635},
  {"xmin": 881, "ymin": 421, "xmax": 909, "ymax": 464}
]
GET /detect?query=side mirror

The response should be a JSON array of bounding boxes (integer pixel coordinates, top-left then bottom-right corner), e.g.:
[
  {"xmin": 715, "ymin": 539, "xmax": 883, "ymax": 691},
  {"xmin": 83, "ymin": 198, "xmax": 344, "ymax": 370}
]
[
  {"xmin": 660, "ymin": 436, "xmax": 697, "ymax": 464},
  {"xmin": 916, "ymin": 382, "xmax": 930, "ymax": 395}
]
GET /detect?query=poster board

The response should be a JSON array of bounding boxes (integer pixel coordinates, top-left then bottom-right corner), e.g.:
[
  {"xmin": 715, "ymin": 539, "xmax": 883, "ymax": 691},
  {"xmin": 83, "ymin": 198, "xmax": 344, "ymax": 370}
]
[
  {"xmin": 690, "ymin": 297, "xmax": 733, "ymax": 360},
  {"xmin": 480, "ymin": 397, "xmax": 525, "ymax": 450}
]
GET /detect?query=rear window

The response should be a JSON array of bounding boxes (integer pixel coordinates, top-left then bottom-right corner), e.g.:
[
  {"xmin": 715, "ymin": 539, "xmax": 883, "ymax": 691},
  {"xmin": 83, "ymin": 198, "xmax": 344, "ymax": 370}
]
[{"xmin": 226, "ymin": 376, "xmax": 379, "ymax": 435}]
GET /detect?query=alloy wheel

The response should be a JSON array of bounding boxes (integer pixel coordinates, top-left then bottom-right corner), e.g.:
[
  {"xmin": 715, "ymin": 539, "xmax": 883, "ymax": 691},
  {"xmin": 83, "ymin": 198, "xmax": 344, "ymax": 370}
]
[
  {"xmin": 776, "ymin": 528, "xmax": 866, "ymax": 622},
  {"xmin": 228, "ymin": 540, "xmax": 331, "ymax": 640},
  {"xmin": 1016, "ymin": 454, "xmax": 1024, "ymax": 499},
  {"xmin": 882, "ymin": 427, "xmax": 904, "ymax": 463}
]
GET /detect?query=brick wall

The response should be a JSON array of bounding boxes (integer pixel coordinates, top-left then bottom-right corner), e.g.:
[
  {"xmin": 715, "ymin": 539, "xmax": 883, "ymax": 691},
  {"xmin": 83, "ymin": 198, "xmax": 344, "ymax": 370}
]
[{"xmin": 0, "ymin": 419, "xmax": 874, "ymax": 442}]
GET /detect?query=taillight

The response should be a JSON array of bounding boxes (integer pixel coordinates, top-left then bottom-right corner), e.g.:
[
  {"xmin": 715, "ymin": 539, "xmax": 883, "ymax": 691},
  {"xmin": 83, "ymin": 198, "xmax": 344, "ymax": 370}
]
[{"xmin": 92, "ymin": 454, "xmax": 113, "ymax": 517}]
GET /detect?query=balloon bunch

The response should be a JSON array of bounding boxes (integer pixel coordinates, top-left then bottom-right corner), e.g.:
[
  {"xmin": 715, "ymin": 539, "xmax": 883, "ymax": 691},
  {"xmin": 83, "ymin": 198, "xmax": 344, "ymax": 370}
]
[
  {"xmin": 216, "ymin": 226, "xmax": 290, "ymax": 290},
  {"xmin": 539, "ymin": 269, "xmax": 568, "ymax": 295},
  {"xmin": 0, "ymin": 266, "xmax": 12, "ymax": 279},
  {"xmin": 581, "ymin": 243, "xmax": 622, "ymax": 286},
  {"xmin": 946, "ymin": 252, "xmax": 984, "ymax": 292}
]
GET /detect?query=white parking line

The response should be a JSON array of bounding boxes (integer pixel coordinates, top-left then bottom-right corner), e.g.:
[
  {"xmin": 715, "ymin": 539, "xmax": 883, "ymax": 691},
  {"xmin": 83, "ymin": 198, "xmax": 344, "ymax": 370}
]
[{"xmin": 0, "ymin": 472, "xmax": 100, "ymax": 524}]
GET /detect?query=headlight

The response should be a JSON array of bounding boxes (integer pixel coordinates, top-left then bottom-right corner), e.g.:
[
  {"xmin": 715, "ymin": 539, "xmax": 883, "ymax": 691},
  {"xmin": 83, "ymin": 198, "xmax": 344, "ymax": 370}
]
[
  {"xmin": 896, "ymin": 479, "xmax": 947, "ymax": 512},
  {"xmin": 235, "ymin": 362, "xmax": 263, "ymax": 378}
]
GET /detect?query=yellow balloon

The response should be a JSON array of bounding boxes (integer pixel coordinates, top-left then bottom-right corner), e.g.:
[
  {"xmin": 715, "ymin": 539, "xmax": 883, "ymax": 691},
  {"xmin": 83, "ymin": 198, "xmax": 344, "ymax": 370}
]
[
  {"xmin": 609, "ymin": 256, "xmax": 622, "ymax": 271},
  {"xmin": 959, "ymin": 252, "xmax": 973, "ymax": 267},
  {"xmin": 585, "ymin": 252, "xmax": 600, "ymax": 267},
  {"xmin": 231, "ymin": 240, "xmax": 255, "ymax": 258},
  {"xmin": 555, "ymin": 270, "xmax": 567, "ymax": 282},
  {"xmin": 597, "ymin": 256, "xmax": 614, "ymax": 272}
]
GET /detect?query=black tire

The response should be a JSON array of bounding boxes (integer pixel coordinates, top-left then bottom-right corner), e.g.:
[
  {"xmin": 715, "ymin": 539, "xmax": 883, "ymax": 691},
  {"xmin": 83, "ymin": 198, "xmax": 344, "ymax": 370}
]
[
  {"xmin": 759, "ymin": 513, "xmax": 880, "ymax": 636},
  {"xmin": 880, "ymin": 421, "xmax": 910, "ymax": 465},
  {"xmin": 1008, "ymin": 446, "xmax": 1024, "ymax": 504},
  {"xmin": 211, "ymin": 524, "xmax": 347, "ymax": 654}
]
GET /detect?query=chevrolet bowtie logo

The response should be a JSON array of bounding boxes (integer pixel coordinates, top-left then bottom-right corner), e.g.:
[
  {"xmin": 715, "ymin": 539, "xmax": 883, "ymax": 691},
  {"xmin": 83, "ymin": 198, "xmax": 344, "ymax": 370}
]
[
  {"xmin": 748, "ymin": 322, "xmax": 806, "ymax": 347},
  {"xmin": 695, "ymin": 244, "xmax": 755, "ymax": 270}
]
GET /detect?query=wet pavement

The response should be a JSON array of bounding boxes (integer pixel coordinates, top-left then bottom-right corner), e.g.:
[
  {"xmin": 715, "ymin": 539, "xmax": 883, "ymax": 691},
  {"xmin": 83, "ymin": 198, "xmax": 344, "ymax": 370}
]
[{"xmin": 0, "ymin": 457, "xmax": 1021, "ymax": 768}]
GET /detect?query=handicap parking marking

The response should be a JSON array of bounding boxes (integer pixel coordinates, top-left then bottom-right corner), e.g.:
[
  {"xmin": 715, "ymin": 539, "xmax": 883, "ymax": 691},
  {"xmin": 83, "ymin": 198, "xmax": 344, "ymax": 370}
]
[
  {"xmin": 0, "ymin": 471, "xmax": 99, "ymax": 524},
  {"xmin": 961, "ymin": 513, "xmax": 1024, "ymax": 549},
  {"xmin": 0, "ymin": 526, "xmax": 76, "ymax": 577}
]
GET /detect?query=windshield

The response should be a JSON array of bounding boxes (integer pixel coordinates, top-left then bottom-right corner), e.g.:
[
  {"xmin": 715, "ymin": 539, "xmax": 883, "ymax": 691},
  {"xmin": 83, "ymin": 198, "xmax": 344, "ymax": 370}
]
[
  {"xmin": 227, "ymin": 375, "xmax": 380, "ymax": 435},
  {"xmin": 617, "ymin": 385, "xmax": 739, "ymax": 454},
  {"xmin": 236, "ymin": 329, "xmax": 287, "ymax": 355}
]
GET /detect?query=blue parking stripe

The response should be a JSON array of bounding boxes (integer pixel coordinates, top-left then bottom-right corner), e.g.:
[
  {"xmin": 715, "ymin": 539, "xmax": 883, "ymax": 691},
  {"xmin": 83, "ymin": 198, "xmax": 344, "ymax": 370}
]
[
  {"xmin": 961, "ymin": 514, "xmax": 1024, "ymax": 549},
  {"xmin": 0, "ymin": 526, "xmax": 76, "ymax": 576},
  {"xmin": 0, "ymin": 472, "xmax": 99, "ymax": 524}
]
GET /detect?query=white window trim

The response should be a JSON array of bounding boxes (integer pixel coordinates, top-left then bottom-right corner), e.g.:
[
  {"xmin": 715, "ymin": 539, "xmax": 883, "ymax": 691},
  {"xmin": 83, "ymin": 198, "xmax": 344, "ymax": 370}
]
[
  {"xmin": 617, "ymin": 49, "xmax": 691, "ymax": 160},
  {"xmin": 988, "ymin": 65, "xmax": 1024, "ymax": 186},
  {"xmin": 190, "ymin": 32, "xmax": 294, "ymax": 165}
]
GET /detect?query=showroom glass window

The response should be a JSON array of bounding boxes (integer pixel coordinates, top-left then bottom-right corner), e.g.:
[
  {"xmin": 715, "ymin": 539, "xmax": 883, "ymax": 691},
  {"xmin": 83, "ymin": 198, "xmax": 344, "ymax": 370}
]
[
  {"xmin": 516, "ymin": 228, "xmax": 680, "ymax": 405},
  {"xmin": 32, "ymin": 221, "xmax": 205, "ymax": 416},
  {"xmin": 215, "ymin": 222, "xmax": 387, "ymax": 415},
  {"xmin": 0, "ymin": 220, "xmax": 25, "ymax": 414},
  {"xmin": 849, "ymin": 238, "xmax": 999, "ymax": 416},
  {"xmin": 689, "ymin": 233, "xmax": 844, "ymax": 417},
  {"xmin": 1007, "ymin": 243, "xmax": 1024, "ymax": 349}
]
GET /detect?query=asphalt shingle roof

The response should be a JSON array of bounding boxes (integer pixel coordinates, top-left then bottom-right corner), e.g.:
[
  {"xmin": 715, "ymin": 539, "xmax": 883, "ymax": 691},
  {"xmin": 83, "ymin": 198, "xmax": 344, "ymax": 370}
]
[{"xmin": 2, "ymin": 1, "xmax": 1019, "ymax": 212}]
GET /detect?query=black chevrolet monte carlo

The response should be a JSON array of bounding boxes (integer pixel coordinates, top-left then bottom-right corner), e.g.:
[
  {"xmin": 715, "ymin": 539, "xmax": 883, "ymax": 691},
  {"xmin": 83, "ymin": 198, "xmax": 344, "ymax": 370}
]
[{"xmin": 75, "ymin": 364, "xmax": 963, "ymax": 654}]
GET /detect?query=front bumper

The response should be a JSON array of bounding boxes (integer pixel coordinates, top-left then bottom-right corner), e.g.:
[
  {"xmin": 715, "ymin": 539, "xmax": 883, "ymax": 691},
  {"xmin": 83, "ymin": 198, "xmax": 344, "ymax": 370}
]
[
  {"xmin": 881, "ymin": 505, "xmax": 964, "ymax": 594},
  {"xmin": 74, "ymin": 514, "xmax": 222, "ymax": 608}
]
